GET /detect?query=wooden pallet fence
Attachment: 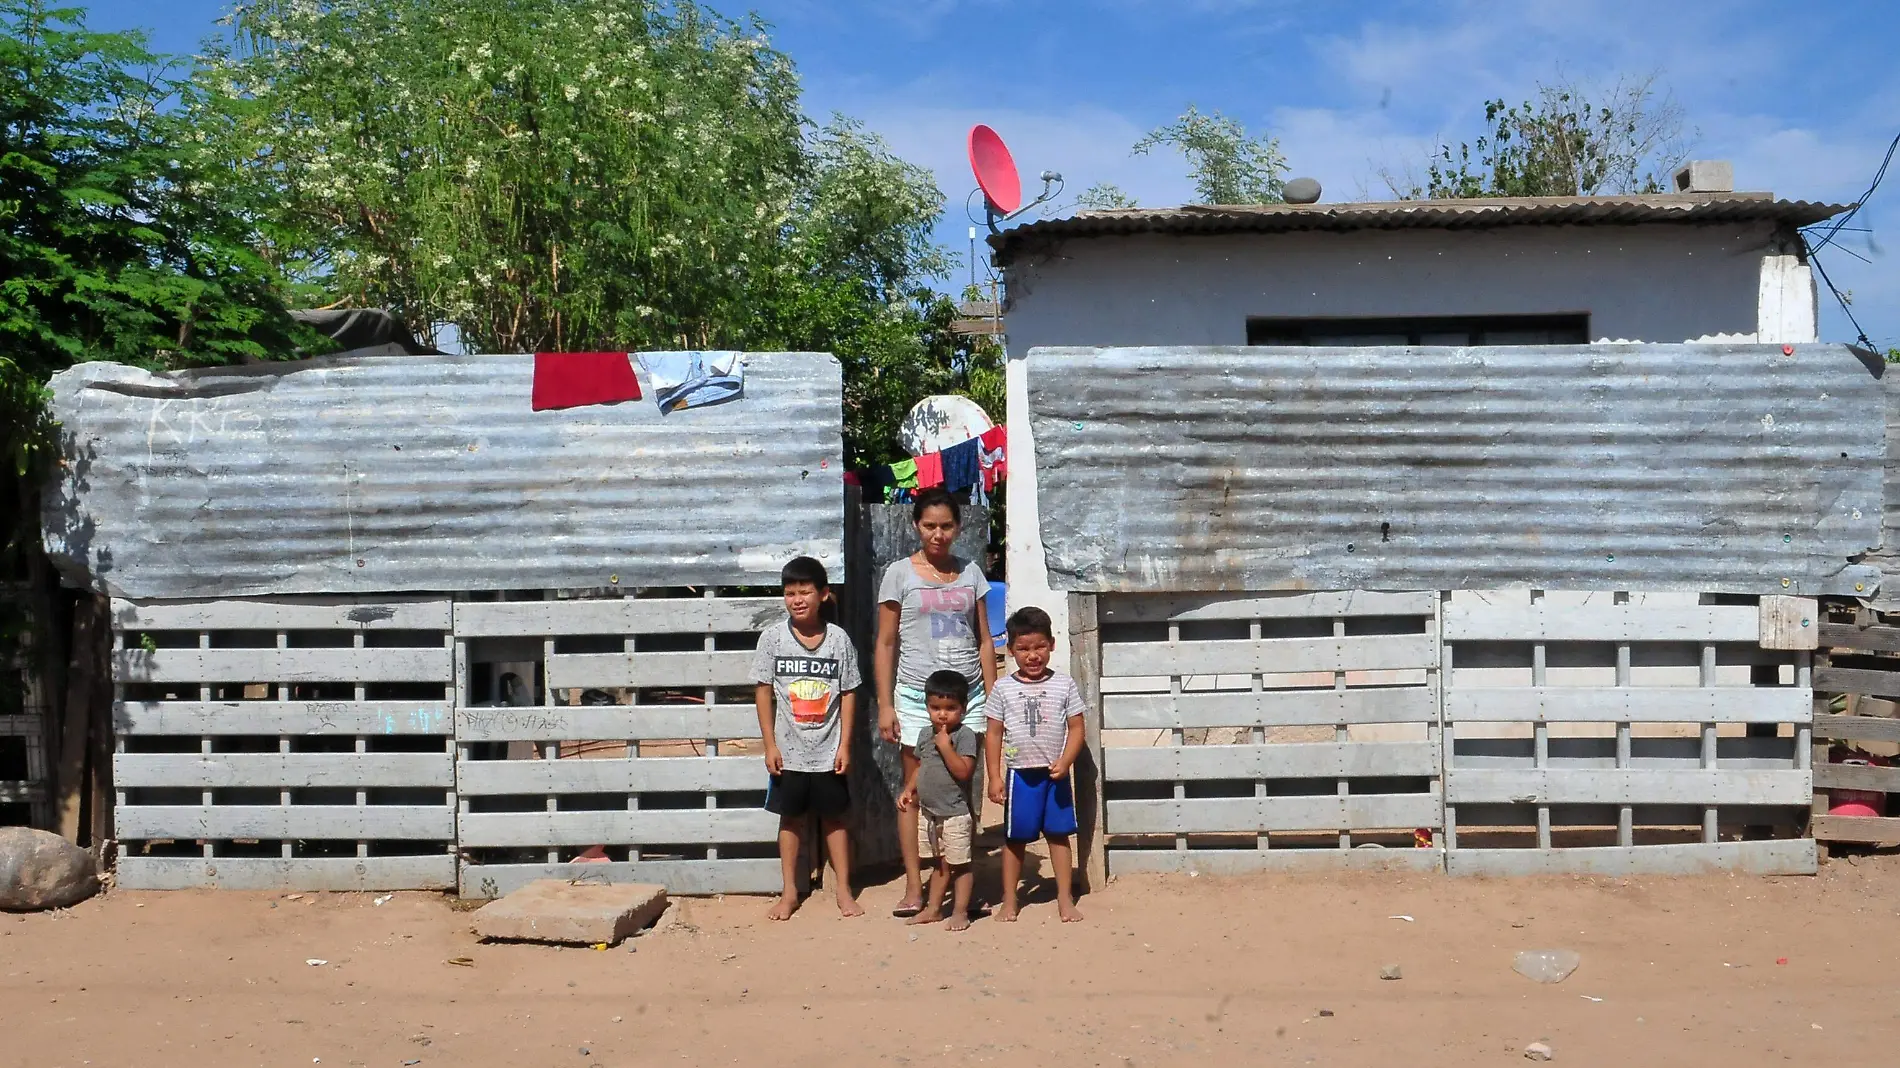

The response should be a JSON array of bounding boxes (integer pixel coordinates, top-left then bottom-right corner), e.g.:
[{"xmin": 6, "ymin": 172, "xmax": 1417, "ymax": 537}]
[
  {"xmin": 1441, "ymin": 591, "xmax": 1815, "ymax": 876},
  {"xmin": 109, "ymin": 597, "xmax": 457, "ymax": 890},
  {"xmin": 1810, "ymin": 614, "xmax": 1900, "ymax": 849},
  {"xmin": 453, "ymin": 591, "xmax": 785, "ymax": 898},
  {"xmin": 1097, "ymin": 591, "xmax": 1444, "ymax": 875}
]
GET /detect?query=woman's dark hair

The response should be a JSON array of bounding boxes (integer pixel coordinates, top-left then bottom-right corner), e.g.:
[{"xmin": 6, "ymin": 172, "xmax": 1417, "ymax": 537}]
[
  {"xmin": 780, "ymin": 555, "xmax": 829, "ymax": 589},
  {"xmin": 911, "ymin": 486, "xmax": 960, "ymax": 526},
  {"xmin": 923, "ymin": 669, "xmax": 970, "ymax": 709},
  {"xmin": 1006, "ymin": 605, "xmax": 1055, "ymax": 645}
]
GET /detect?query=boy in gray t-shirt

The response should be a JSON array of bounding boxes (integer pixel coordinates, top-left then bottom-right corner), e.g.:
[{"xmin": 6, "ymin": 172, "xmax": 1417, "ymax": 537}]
[
  {"xmin": 751, "ymin": 557, "xmax": 864, "ymax": 921},
  {"xmin": 898, "ymin": 669, "xmax": 980, "ymax": 931}
]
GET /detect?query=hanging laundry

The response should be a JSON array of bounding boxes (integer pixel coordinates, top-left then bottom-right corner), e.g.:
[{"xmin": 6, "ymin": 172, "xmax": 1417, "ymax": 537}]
[
  {"xmin": 635, "ymin": 350, "xmax": 744, "ymax": 414},
  {"xmin": 941, "ymin": 437, "xmax": 981, "ymax": 493},
  {"xmin": 530, "ymin": 352, "xmax": 642, "ymax": 412},
  {"xmin": 978, "ymin": 425, "xmax": 1008, "ymax": 490},
  {"xmin": 858, "ymin": 466, "xmax": 896, "ymax": 503},
  {"xmin": 915, "ymin": 451, "xmax": 944, "ymax": 489},
  {"xmin": 891, "ymin": 458, "xmax": 919, "ymax": 490}
]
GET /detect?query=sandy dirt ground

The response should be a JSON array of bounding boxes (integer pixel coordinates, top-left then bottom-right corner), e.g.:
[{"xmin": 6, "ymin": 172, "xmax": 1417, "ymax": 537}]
[{"xmin": 6, "ymin": 854, "xmax": 1900, "ymax": 1068}]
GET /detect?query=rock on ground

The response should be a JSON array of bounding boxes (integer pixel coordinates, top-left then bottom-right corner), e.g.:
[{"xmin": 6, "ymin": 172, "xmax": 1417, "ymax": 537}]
[
  {"xmin": 472, "ymin": 881, "xmax": 668, "ymax": 946},
  {"xmin": 0, "ymin": 828, "xmax": 100, "ymax": 912}
]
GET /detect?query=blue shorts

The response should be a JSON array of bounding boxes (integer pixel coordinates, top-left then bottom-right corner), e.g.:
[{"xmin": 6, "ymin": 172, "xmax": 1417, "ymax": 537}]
[{"xmin": 1004, "ymin": 767, "xmax": 1077, "ymax": 842}]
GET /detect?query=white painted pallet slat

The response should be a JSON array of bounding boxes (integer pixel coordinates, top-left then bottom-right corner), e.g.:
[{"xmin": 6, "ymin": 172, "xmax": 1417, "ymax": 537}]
[
  {"xmin": 1107, "ymin": 740, "xmax": 1438, "ymax": 782},
  {"xmin": 546, "ymin": 650, "xmax": 755, "ymax": 690},
  {"xmin": 454, "ymin": 598, "xmax": 782, "ymax": 638},
  {"xmin": 1107, "ymin": 848, "xmax": 1444, "ymax": 875},
  {"xmin": 454, "ymin": 706, "xmax": 762, "ymax": 742},
  {"xmin": 1442, "ymin": 602, "xmax": 1758, "ymax": 643},
  {"xmin": 458, "ymin": 859, "xmax": 781, "ymax": 898},
  {"xmin": 1444, "ymin": 839, "xmax": 1816, "ymax": 876},
  {"xmin": 1102, "ymin": 634, "xmax": 1437, "ymax": 677},
  {"xmin": 117, "ymin": 701, "xmax": 453, "ymax": 736},
  {"xmin": 114, "ymin": 596, "xmax": 452, "ymax": 631},
  {"xmin": 115, "ymin": 855, "xmax": 456, "ymax": 891},
  {"xmin": 1444, "ymin": 686, "xmax": 1811, "ymax": 723},
  {"xmin": 115, "ymin": 805, "xmax": 454, "ymax": 840},
  {"xmin": 116, "ymin": 752, "xmax": 453, "ymax": 789},
  {"xmin": 456, "ymin": 755, "xmax": 762, "ymax": 795},
  {"xmin": 456, "ymin": 807, "xmax": 777, "ymax": 848},
  {"xmin": 1444, "ymin": 768, "xmax": 1811, "ymax": 806},
  {"xmin": 1105, "ymin": 793, "xmax": 1440, "ymax": 835},
  {"xmin": 114, "ymin": 647, "xmax": 452, "ymax": 684},
  {"xmin": 1104, "ymin": 686, "xmax": 1434, "ymax": 729},
  {"xmin": 1100, "ymin": 591, "xmax": 1437, "ymax": 624}
]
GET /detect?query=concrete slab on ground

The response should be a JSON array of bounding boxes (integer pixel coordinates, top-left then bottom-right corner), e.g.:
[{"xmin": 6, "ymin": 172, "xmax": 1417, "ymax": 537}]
[{"xmin": 472, "ymin": 880, "xmax": 667, "ymax": 946}]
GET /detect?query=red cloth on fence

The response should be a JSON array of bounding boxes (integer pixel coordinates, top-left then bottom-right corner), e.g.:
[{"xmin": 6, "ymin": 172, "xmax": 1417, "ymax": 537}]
[
  {"xmin": 915, "ymin": 450, "xmax": 944, "ymax": 488},
  {"xmin": 531, "ymin": 352, "xmax": 641, "ymax": 411}
]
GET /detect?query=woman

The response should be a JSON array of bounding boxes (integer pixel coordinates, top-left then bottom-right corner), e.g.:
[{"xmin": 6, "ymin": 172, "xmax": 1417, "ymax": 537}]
[{"xmin": 876, "ymin": 487, "xmax": 998, "ymax": 917}]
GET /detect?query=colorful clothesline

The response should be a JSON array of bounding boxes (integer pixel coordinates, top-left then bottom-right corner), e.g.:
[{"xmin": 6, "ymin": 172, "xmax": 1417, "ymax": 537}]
[{"xmin": 848, "ymin": 425, "xmax": 1006, "ymax": 504}]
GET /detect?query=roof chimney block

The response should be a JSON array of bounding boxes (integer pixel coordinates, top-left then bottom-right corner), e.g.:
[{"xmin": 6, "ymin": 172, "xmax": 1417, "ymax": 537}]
[{"xmin": 1673, "ymin": 160, "xmax": 1734, "ymax": 194}]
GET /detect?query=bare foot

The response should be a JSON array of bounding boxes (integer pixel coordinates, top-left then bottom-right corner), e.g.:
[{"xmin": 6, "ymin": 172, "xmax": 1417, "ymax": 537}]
[
  {"xmin": 835, "ymin": 893, "xmax": 865, "ymax": 918},
  {"xmin": 945, "ymin": 912, "xmax": 971, "ymax": 932},
  {"xmin": 1058, "ymin": 901, "xmax": 1085, "ymax": 923},
  {"xmin": 766, "ymin": 895, "xmax": 798, "ymax": 921},
  {"xmin": 906, "ymin": 909, "xmax": 941, "ymax": 926},
  {"xmin": 996, "ymin": 904, "xmax": 1019, "ymax": 923}
]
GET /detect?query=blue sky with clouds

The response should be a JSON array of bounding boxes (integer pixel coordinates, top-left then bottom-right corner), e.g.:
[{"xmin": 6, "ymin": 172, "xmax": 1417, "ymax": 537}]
[{"xmin": 92, "ymin": 0, "xmax": 1900, "ymax": 346}]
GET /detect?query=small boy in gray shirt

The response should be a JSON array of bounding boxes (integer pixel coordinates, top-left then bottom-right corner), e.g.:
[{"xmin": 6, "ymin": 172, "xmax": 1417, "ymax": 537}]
[{"xmin": 898, "ymin": 669, "xmax": 979, "ymax": 930}]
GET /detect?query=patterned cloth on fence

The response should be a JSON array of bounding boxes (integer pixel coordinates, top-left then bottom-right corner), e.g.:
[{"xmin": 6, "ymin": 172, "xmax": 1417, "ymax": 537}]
[{"xmin": 636, "ymin": 351, "xmax": 744, "ymax": 414}]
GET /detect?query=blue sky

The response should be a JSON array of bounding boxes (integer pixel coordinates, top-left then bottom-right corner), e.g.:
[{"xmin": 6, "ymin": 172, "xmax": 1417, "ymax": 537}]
[{"xmin": 92, "ymin": 0, "xmax": 1900, "ymax": 347}]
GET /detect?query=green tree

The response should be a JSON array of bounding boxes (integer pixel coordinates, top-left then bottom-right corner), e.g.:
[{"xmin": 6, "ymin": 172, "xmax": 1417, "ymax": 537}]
[
  {"xmin": 1390, "ymin": 74, "xmax": 1690, "ymax": 200},
  {"xmin": 1, "ymin": 0, "xmax": 314, "ymax": 571},
  {"xmin": 195, "ymin": 0, "xmax": 994, "ymax": 465},
  {"xmin": 1072, "ymin": 181, "xmax": 1137, "ymax": 210},
  {"xmin": 1133, "ymin": 105, "xmax": 1285, "ymax": 204}
]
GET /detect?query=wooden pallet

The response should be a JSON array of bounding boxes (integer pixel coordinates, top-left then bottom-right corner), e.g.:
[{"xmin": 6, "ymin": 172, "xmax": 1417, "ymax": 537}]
[
  {"xmin": 1097, "ymin": 591, "xmax": 1444, "ymax": 875},
  {"xmin": 1442, "ymin": 591, "xmax": 1815, "ymax": 876},
  {"xmin": 453, "ymin": 591, "xmax": 782, "ymax": 898},
  {"xmin": 1810, "ymin": 615, "xmax": 1900, "ymax": 850},
  {"xmin": 110, "ymin": 597, "xmax": 457, "ymax": 891}
]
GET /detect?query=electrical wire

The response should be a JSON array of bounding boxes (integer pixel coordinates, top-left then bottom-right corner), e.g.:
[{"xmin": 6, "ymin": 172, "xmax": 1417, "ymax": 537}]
[
  {"xmin": 1809, "ymin": 247, "xmax": 1878, "ymax": 352},
  {"xmin": 1804, "ymin": 129, "xmax": 1899, "ymax": 255}
]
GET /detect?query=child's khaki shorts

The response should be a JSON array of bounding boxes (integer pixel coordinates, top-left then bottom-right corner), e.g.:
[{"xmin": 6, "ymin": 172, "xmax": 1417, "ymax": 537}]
[{"xmin": 917, "ymin": 810, "xmax": 974, "ymax": 867}]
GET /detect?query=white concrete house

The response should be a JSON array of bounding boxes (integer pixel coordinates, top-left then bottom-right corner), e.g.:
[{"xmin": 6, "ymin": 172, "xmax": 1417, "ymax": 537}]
[{"xmin": 993, "ymin": 171, "xmax": 1848, "ymax": 654}]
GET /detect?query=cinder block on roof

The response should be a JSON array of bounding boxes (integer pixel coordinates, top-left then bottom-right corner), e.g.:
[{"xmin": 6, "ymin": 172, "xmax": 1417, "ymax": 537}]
[{"xmin": 473, "ymin": 880, "xmax": 668, "ymax": 946}]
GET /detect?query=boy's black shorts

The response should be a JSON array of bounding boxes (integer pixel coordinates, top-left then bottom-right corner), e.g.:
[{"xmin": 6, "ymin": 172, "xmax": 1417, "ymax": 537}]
[{"xmin": 765, "ymin": 770, "xmax": 851, "ymax": 819}]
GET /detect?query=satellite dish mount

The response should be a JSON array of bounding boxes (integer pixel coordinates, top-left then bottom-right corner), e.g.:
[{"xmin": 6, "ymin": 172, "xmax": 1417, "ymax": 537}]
[{"xmin": 968, "ymin": 124, "xmax": 1061, "ymax": 235}]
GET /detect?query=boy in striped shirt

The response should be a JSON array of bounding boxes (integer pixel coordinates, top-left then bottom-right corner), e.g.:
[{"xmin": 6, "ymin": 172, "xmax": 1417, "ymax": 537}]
[{"xmin": 984, "ymin": 605, "xmax": 1086, "ymax": 922}]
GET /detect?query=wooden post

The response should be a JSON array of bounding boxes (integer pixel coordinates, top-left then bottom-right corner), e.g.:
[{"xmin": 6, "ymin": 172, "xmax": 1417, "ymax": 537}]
[
  {"xmin": 1067, "ymin": 592, "xmax": 1106, "ymax": 893},
  {"xmin": 55, "ymin": 594, "xmax": 106, "ymax": 843}
]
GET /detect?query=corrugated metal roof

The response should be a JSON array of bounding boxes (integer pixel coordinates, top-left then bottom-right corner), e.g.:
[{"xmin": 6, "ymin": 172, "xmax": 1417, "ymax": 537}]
[
  {"xmin": 991, "ymin": 193, "xmax": 1849, "ymax": 264},
  {"xmin": 1028, "ymin": 343, "xmax": 1884, "ymax": 596},
  {"xmin": 42, "ymin": 352, "xmax": 844, "ymax": 599}
]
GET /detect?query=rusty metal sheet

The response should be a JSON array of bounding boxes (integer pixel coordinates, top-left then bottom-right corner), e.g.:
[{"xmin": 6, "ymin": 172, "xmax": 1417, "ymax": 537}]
[
  {"xmin": 42, "ymin": 352, "xmax": 843, "ymax": 598},
  {"xmin": 991, "ymin": 195, "xmax": 1848, "ymax": 265},
  {"xmin": 1028, "ymin": 344, "xmax": 1884, "ymax": 596}
]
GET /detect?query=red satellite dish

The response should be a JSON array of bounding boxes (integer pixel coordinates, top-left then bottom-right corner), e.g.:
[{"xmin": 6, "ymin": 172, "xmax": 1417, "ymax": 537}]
[{"xmin": 968, "ymin": 124, "xmax": 1022, "ymax": 216}]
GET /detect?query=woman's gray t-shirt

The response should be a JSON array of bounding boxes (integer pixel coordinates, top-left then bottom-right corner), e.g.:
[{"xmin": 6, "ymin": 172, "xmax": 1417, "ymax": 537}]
[{"xmin": 878, "ymin": 557, "xmax": 991, "ymax": 687}]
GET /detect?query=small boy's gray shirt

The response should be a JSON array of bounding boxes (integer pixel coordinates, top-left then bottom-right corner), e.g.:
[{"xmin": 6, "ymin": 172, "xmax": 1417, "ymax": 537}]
[{"xmin": 911, "ymin": 724, "xmax": 978, "ymax": 818}]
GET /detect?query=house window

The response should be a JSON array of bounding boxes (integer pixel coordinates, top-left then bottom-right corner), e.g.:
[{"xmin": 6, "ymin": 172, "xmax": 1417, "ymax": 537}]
[{"xmin": 1245, "ymin": 314, "xmax": 1590, "ymax": 346}]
